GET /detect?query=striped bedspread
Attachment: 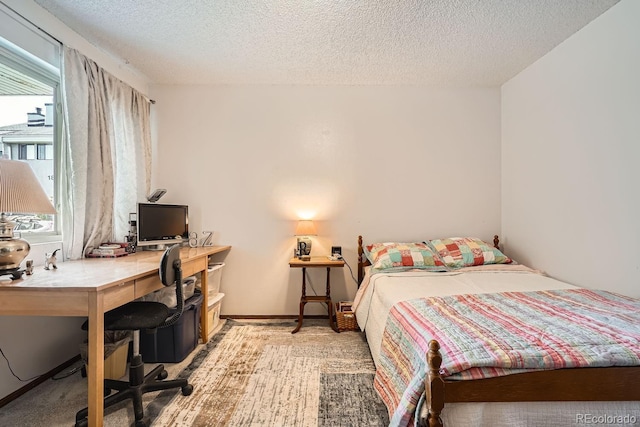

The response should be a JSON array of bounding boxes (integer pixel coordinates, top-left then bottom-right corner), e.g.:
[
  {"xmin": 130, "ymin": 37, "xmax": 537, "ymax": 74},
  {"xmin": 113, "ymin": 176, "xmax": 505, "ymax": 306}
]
[{"xmin": 374, "ymin": 288, "xmax": 640, "ymax": 426}]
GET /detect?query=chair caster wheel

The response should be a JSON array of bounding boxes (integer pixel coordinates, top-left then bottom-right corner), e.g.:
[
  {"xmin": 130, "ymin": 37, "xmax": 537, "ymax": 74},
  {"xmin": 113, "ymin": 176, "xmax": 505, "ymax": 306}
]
[
  {"xmin": 75, "ymin": 419, "xmax": 88, "ymax": 427},
  {"xmin": 182, "ymin": 384, "xmax": 193, "ymax": 396},
  {"xmin": 80, "ymin": 366, "xmax": 87, "ymax": 378},
  {"xmin": 157, "ymin": 370, "xmax": 168, "ymax": 380}
]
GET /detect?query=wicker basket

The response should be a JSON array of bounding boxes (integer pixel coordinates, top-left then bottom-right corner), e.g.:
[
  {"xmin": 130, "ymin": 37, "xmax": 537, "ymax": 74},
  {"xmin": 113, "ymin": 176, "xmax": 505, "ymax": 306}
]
[{"xmin": 335, "ymin": 303, "xmax": 359, "ymax": 331}]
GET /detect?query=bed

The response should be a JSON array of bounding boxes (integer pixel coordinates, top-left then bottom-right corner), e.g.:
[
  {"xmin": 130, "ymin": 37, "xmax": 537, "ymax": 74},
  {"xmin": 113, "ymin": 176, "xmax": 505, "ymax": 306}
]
[{"xmin": 353, "ymin": 235, "xmax": 640, "ymax": 427}]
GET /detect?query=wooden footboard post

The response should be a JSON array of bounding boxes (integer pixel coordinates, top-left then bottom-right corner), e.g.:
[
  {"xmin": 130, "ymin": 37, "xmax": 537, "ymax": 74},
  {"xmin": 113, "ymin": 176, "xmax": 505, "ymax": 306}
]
[{"xmin": 424, "ymin": 340, "xmax": 445, "ymax": 427}]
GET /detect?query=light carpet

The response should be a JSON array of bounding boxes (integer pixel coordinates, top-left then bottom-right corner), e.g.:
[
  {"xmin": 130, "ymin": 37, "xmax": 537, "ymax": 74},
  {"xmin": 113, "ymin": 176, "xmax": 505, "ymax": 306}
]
[{"xmin": 0, "ymin": 319, "xmax": 389, "ymax": 426}]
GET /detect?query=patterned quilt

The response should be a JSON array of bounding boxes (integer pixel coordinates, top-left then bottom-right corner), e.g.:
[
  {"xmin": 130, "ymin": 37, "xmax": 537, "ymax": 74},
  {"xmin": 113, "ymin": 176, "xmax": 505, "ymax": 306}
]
[{"xmin": 373, "ymin": 288, "xmax": 640, "ymax": 426}]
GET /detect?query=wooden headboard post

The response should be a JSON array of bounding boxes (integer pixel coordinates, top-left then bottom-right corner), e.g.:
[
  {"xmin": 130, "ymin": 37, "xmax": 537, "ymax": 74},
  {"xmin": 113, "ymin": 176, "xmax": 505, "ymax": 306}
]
[
  {"xmin": 493, "ymin": 235, "xmax": 500, "ymax": 250},
  {"xmin": 357, "ymin": 235, "xmax": 366, "ymax": 285}
]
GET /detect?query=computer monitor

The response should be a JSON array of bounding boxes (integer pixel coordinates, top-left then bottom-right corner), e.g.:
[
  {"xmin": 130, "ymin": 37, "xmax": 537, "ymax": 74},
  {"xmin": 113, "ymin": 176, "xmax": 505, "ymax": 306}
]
[{"xmin": 136, "ymin": 203, "xmax": 189, "ymax": 250}]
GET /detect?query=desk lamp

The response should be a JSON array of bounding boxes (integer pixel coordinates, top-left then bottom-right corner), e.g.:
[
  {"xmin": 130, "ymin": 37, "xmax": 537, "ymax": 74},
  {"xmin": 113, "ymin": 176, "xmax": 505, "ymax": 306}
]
[
  {"xmin": 147, "ymin": 188, "xmax": 167, "ymax": 203},
  {"xmin": 294, "ymin": 220, "xmax": 316, "ymax": 261},
  {"xmin": 0, "ymin": 159, "xmax": 56, "ymax": 279}
]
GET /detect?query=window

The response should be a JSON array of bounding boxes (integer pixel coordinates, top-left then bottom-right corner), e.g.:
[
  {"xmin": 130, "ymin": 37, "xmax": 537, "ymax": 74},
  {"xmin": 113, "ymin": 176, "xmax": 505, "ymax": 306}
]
[
  {"xmin": 0, "ymin": 34, "xmax": 61, "ymax": 240},
  {"xmin": 36, "ymin": 144, "xmax": 53, "ymax": 160},
  {"xmin": 17, "ymin": 144, "xmax": 37, "ymax": 159}
]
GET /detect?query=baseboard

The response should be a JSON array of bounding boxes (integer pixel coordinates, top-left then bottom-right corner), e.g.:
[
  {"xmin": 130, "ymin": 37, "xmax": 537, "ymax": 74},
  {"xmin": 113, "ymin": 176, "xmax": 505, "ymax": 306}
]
[
  {"xmin": 221, "ymin": 314, "xmax": 329, "ymax": 320},
  {"xmin": 0, "ymin": 354, "xmax": 81, "ymax": 408}
]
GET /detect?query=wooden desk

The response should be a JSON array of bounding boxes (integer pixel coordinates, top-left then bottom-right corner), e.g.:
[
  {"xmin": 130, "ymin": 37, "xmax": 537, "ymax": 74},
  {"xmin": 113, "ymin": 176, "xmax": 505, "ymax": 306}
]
[{"xmin": 0, "ymin": 245, "xmax": 230, "ymax": 427}]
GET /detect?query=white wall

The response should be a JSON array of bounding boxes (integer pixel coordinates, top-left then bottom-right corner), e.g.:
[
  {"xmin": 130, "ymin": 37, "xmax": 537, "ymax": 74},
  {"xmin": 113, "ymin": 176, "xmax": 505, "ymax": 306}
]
[
  {"xmin": 501, "ymin": 0, "xmax": 640, "ymax": 296},
  {"xmin": 151, "ymin": 85, "xmax": 502, "ymax": 315}
]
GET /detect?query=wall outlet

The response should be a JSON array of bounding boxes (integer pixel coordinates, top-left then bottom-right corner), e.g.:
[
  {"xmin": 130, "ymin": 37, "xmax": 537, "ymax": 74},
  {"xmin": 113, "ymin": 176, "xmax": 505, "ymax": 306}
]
[{"xmin": 331, "ymin": 246, "xmax": 342, "ymax": 256}]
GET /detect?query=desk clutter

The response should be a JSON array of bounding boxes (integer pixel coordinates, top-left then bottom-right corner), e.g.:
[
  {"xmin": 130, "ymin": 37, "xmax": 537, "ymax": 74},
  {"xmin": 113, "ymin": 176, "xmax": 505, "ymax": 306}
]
[{"xmin": 86, "ymin": 242, "xmax": 135, "ymax": 258}]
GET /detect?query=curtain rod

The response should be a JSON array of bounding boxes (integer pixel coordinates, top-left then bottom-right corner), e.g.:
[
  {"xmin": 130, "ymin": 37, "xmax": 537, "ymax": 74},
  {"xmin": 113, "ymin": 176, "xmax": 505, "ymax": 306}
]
[
  {"xmin": 2, "ymin": 3, "xmax": 62, "ymax": 45},
  {"xmin": 4, "ymin": 2, "xmax": 155, "ymax": 103}
]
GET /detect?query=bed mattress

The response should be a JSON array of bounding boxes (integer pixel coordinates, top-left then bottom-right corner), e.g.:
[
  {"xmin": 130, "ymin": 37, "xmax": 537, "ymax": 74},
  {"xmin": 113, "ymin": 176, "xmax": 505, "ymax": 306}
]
[{"xmin": 353, "ymin": 267, "xmax": 640, "ymax": 426}]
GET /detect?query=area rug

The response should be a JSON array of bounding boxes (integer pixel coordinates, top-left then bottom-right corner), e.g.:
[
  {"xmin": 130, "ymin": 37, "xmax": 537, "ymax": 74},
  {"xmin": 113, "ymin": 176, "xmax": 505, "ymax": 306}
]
[{"xmin": 145, "ymin": 319, "xmax": 389, "ymax": 426}]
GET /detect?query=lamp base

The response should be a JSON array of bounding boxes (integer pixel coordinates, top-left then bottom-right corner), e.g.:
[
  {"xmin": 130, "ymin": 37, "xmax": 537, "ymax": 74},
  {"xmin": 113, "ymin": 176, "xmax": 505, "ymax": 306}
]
[
  {"xmin": 0, "ymin": 236, "xmax": 30, "ymax": 273},
  {"xmin": 0, "ymin": 214, "xmax": 31, "ymax": 275},
  {"xmin": 0, "ymin": 267, "xmax": 24, "ymax": 280},
  {"xmin": 296, "ymin": 237, "xmax": 312, "ymax": 256}
]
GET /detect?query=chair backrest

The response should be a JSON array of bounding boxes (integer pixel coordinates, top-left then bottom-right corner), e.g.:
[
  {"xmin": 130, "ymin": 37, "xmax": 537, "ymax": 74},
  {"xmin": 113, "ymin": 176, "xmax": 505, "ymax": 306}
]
[{"xmin": 159, "ymin": 244, "xmax": 184, "ymax": 327}]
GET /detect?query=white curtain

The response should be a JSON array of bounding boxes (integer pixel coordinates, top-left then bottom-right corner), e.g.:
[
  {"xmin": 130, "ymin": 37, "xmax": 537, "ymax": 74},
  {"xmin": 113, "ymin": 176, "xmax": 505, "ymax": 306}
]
[{"xmin": 60, "ymin": 47, "xmax": 151, "ymax": 259}]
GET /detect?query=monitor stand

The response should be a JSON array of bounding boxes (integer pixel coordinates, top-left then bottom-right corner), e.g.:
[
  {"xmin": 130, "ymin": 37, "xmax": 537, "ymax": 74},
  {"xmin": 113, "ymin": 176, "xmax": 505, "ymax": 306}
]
[{"xmin": 137, "ymin": 238, "xmax": 185, "ymax": 251}]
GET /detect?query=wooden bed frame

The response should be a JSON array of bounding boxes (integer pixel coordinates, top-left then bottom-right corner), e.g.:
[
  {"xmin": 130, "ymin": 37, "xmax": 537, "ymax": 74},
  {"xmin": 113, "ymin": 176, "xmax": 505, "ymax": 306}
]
[{"xmin": 356, "ymin": 235, "xmax": 640, "ymax": 427}]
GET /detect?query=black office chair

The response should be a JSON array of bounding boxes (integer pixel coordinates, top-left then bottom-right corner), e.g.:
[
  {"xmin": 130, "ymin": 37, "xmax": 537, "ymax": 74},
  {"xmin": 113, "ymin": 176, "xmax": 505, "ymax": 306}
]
[{"xmin": 75, "ymin": 245, "xmax": 193, "ymax": 427}]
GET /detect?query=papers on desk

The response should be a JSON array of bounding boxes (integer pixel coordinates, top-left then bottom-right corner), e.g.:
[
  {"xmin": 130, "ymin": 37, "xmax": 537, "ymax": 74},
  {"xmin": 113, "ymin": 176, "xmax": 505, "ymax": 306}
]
[{"xmin": 87, "ymin": 242, "xmax": 131, "ymax": 257}]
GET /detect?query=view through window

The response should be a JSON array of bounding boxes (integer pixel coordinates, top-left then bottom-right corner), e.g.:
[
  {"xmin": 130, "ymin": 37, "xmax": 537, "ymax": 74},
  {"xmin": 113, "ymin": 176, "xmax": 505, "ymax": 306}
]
[{"xmin": 0, "ymin": 56, "xmax": 57, "ymax": 236}]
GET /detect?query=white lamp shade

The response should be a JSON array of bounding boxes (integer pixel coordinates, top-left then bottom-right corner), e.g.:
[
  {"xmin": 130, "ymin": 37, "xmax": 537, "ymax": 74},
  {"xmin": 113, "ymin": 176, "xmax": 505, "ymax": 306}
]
[{"xmin": 0, "ymin": 159, "xmax": 56, "ymax": 214}]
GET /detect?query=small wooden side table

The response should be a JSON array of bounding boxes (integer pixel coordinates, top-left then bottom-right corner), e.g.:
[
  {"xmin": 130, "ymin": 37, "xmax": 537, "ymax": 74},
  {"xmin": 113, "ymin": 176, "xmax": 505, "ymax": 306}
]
[{"xmin": 289, "ymin": 256, "xmax": 345, "ymax": 334}]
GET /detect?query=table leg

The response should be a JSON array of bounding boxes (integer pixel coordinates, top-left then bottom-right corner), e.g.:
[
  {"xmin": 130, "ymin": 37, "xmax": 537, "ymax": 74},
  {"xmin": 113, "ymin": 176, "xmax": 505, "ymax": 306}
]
[
  {"xmin": 326, "ymin": 267, "xmax": 339, "ymax": 333},
  {"xmin": 292, "ymin": 267, "xmax": 307, "ymax": 334},
  {"xmin": 292, "ymin": 300, "xmax": 305, "ymax": 334},
  {"xmin": 87, "ymin": 293, "xmax": 105, "ymax": 427},
  {"xmin": 200, "ymin": 267, "xmax": 209, "ymax": 342}
]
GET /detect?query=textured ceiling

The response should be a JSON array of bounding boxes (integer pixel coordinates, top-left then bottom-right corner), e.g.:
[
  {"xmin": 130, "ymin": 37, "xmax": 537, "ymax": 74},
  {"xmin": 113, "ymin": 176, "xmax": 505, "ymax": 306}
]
[{"xmin": 33, "ymin": 0, "xmax": 619, "ymax": 86}]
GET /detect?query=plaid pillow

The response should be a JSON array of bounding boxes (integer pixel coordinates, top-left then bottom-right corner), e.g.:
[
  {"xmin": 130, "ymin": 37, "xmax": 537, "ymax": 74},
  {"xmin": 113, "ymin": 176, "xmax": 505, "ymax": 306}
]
[
  {"xmin": 368, "ymin": 242, "xmax": 446, "ymax": 271},
  {"xmin": 427, "ymin": 237, "xmax": 511, "ymax": 268}
]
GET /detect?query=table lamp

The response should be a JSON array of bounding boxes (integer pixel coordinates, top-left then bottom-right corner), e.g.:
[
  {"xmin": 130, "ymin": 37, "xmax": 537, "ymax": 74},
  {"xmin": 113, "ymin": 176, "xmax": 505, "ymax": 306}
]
[
  {"xmin": 294, "ymin": 220, "xmax": 316, "ymax": 261},
  {"xmin": 0, "ymin": 159, "xmax": 56, "ymax": 279}
]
